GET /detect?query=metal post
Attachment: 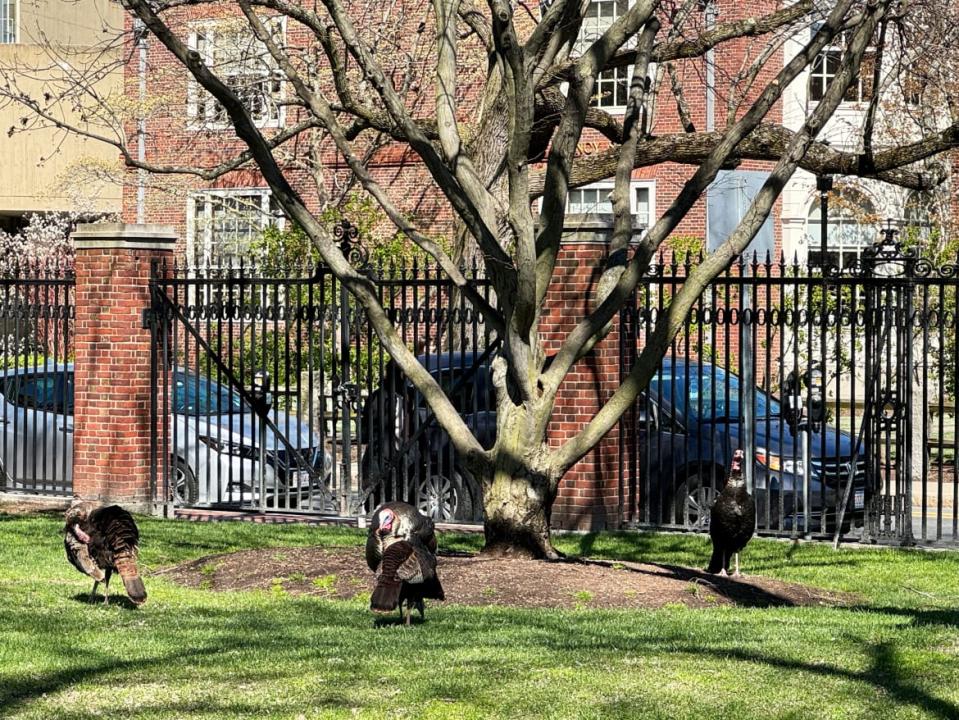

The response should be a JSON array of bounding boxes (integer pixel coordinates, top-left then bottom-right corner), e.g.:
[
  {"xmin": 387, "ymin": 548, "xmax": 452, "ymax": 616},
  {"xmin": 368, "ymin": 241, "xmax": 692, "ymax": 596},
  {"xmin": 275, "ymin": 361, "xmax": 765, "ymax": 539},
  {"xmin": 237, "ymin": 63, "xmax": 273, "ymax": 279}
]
[
  {"xmin": 253, "ymin": 369, "xmax": 271, "ymax": 514},
  {"xmin": 738, "ymin": 177, "xmax": 755, "ymax": 494},
  {"xmin": 802, "ymin": 424, "xmax": 811, "ymax": 535},
  {"xmin": 332, "ymin": 219, "xmax": 365, "ymax": 515},
  {"xmin": 816, "ymin": 175, "xmax": 833, "ymax": 267},
  {"xmin": 135, "ymin": 20, "xmax": 148, "ymax": 224}
]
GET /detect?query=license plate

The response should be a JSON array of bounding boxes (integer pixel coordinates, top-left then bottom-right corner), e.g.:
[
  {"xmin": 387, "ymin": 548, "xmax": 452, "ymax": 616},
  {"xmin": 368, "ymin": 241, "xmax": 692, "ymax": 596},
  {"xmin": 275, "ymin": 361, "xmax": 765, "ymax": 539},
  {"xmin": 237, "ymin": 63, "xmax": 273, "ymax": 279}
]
[
  {"xmin": 287, "ymin": 472, "xmax": 314, "ymax": 492},
  {"xmin": 854, "ymin": 490, "xmax": 865, "ymax": 510}
]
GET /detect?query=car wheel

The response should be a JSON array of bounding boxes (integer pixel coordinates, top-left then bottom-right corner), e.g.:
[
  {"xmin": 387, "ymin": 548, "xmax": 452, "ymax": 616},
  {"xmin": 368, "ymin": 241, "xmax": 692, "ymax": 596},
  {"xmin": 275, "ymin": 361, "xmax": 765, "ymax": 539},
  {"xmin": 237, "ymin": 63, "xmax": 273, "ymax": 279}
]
[
  {"xmin": 413, "ymin": 468, "xmax": 473, "ymax": 522},
  {"xmin": 171, "ymin": 457, "xmax": 198, "ymax": 505},
  {"xmin": 674, "ymin": 469, "xmax": 720, "ymax": 531}
]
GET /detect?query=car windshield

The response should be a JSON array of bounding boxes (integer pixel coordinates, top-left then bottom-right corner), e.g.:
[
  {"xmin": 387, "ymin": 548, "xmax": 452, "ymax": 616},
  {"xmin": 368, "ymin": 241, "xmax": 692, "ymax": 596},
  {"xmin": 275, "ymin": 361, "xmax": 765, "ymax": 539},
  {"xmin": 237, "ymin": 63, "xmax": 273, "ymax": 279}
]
[
  {"xmin": 174, "ymin": 374, "xmax": 245, "ymax": 415},
  {"xmin": 650, "ymin": 363, "xmax": 781, "ymax": 422}
]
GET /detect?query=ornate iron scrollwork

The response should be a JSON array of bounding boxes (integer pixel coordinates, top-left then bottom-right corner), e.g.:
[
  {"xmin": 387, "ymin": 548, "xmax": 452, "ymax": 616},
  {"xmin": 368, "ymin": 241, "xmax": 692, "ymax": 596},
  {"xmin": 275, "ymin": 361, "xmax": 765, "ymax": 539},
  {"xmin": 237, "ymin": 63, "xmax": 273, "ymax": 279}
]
[
  {"xmin": 332, "ymin": 218, "xmax": 369, "ymax": 268},
  {"xmin": 823, "ymin": 219, "xmax": 959, "ymax": 279}
]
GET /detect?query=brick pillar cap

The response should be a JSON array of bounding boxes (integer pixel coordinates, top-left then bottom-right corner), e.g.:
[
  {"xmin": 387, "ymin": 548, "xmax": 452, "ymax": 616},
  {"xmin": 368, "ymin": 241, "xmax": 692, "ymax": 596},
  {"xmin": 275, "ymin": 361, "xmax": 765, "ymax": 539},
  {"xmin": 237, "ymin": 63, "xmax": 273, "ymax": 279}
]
[{"xmin": 72, "ymin": 223, "xmax": 177, "ymax": 251}]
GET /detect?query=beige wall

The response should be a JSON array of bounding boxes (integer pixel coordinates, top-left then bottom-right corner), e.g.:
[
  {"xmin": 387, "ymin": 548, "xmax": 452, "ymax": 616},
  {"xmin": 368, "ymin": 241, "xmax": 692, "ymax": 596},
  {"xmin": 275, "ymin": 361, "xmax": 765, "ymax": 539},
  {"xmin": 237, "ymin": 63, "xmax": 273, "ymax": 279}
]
[
  {"xmin": 18, "ymin": 0, "xmax": 122, "ymax": 47},
  {"xmin": 0, "ymin": 0, "xmax": 123, "ymax": 217}
]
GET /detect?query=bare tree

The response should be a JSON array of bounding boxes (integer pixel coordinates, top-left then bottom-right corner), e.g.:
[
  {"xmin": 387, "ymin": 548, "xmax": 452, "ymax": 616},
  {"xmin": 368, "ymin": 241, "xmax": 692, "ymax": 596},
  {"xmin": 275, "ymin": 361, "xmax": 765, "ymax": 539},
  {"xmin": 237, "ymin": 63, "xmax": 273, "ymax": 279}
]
[{"xmin": 7, "ymin": 0, "xmax": 959, "ymax": 557}]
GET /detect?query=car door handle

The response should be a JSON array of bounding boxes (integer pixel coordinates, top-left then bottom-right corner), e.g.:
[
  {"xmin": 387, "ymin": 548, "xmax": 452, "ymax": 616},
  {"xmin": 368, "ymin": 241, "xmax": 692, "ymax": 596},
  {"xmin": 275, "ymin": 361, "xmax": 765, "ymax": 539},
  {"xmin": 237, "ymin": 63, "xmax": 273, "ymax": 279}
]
[{"xmin": 59, "ymin": 425, "xmax": 73, "ymax": 433}]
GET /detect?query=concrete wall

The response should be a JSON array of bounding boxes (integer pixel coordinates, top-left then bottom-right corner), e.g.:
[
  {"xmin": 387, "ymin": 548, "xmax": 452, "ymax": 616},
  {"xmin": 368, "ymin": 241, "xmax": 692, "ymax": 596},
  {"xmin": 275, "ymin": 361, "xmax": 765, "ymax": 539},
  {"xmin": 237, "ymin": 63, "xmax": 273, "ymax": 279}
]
[{"xmin": 0, "ymin": 0, "xmax": 123, "ymax": 218}]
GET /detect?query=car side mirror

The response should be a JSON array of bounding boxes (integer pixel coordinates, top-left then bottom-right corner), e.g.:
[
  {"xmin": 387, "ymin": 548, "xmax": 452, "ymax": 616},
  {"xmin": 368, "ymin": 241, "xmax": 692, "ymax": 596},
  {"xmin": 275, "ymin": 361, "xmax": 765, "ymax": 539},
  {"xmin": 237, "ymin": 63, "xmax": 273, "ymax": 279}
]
[{"xmin": 637, "ymin": 401, "xmax": 659, "ymax": 432}]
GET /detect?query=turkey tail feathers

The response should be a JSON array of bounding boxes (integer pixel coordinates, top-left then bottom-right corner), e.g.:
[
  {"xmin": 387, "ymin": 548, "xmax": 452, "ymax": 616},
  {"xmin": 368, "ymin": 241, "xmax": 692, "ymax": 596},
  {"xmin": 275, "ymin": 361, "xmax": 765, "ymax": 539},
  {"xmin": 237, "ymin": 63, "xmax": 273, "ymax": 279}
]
[
  {"xmin": 115, "ymin": 552, "xmax": 147, "ymax": 606},
  {"xmin": 371, "ymin": 576, "xmax": 403, "ymax": 612},
  {"xmin": 371, "ymin": 540, "xmax": 416, "ymax": 613}
]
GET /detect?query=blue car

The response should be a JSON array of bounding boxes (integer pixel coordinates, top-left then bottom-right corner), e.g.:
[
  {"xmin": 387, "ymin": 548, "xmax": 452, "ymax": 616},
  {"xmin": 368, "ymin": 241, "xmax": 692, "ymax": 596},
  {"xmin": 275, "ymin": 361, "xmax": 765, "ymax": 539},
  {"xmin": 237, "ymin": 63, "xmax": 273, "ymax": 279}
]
[{"xmin": 637, "ymin": 359, "xmax": 870, "ymax": 533}]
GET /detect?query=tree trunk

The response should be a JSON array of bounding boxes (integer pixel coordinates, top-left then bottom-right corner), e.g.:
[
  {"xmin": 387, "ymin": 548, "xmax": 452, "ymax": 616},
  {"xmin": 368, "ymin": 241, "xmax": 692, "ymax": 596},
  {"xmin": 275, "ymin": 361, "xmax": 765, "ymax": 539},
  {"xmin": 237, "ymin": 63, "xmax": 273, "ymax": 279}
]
[
  {"xmin": 481, "ymin": 471, "xmax": 558, "ymax": 559},
  {"xmin": 478, "ymin": 393, "xmax": 559, "ymax": 559}
]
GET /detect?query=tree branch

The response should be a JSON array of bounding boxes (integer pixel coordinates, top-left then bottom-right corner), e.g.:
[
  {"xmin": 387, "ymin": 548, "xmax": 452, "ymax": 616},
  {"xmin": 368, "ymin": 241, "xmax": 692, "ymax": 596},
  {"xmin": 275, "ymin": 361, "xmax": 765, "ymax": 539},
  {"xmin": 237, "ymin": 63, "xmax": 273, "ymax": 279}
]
[{"xmin": 549, "ymin": 0, "xmax": 889, "ymax": 479}]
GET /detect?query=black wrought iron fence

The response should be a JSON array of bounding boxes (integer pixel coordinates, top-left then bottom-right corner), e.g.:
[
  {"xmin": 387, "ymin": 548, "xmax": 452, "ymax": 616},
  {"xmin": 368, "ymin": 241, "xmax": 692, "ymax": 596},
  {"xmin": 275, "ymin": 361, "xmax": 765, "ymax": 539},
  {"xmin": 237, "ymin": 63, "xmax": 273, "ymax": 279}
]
[
  {"xmin": 619, "ymin": 230, "xmax": 959, "ymax": 547},
  {"xmin": 149, "ymin": 249, "xmax": 494, "ymax": 522},
  {"xmin": 0, "ymin": 261, "xmax": 75, "ymax": 496}
]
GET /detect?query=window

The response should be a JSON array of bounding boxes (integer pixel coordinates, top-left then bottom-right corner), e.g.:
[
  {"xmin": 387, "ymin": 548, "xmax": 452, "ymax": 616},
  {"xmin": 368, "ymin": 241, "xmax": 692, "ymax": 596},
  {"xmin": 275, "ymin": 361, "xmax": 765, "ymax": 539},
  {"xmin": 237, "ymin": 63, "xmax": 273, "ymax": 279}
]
[
  {"xmin": 564, "ymin": 180, "xmax": 655, "ymax": 230},
  {"xmin": 808, "ymin": 29, "xmax": 875, "ymax": 103},
  {"xmin": 0, "ymin": 0, "xmax": 15, "ymax": 43},
  {"xmin": 187, "ymin": 189, "xmax": 283, "ymax": 266},
  {"xmin": 187, "ymin": 18, "xmax": 284, "ymax": 129},
  {"xmin": 806, "ymin": 188, "xmax": 877, "ymax": 270},
  {"xmin": 4, "ymin": 373, "xmax": 74, "ymax": 415},
  {"xmin": 903, "ymin": 190, "xmax": 936, "ymax": 243},
  {"xmin": 574, "ymin": 0, "xmax": 633, "ymax": 110}
]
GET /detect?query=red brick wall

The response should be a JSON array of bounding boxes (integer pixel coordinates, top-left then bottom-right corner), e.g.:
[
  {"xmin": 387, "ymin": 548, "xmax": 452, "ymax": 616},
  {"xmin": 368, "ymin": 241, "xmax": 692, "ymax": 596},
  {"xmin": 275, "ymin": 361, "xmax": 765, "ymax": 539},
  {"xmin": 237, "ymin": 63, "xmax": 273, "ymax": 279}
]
[{"xmin": 72, "ymin": 230, "xmax": 175, "ymax": 509}]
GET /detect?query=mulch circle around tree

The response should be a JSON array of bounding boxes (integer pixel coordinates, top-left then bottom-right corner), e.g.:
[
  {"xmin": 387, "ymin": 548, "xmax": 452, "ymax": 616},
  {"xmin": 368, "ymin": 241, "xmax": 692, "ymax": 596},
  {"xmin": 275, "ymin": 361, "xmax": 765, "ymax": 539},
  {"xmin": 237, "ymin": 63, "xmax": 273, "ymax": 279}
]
[{"xmin": 157, "ymin": 545, "xmax": 855, "ymax": 610}]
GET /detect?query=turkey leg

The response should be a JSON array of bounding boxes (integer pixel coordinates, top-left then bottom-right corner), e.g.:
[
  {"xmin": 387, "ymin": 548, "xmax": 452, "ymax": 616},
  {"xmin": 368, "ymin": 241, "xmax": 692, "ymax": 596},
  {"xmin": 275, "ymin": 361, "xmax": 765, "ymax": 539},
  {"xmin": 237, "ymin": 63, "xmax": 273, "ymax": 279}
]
[
  {"xmin": 89, "ymin": 580, "xmax": 99, "ymax": 604},
  {"xmin": 102, "ymin": 569, "xmax": 112, "ymax": 606}
]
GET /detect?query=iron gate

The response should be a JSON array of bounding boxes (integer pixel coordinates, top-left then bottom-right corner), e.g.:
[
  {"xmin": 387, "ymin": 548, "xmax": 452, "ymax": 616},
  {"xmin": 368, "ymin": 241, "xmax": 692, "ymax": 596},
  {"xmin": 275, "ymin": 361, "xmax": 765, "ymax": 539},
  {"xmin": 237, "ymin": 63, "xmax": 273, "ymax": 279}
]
[
  {"xmin": 0, "ymin": 262, "xmax": 74, "ymax": 496},
  {"xmin": 148, "ymin": 231, "xmax": 493, "ymax": 521},
  {"xmin": 619, "ymin": 225, "xmax": 959, "ymax": 547}
]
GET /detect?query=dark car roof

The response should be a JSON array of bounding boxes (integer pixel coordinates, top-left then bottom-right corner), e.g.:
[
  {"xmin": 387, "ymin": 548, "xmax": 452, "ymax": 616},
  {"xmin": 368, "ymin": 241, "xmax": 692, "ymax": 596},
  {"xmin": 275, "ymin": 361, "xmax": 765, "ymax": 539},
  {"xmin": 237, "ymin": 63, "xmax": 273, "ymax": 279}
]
[{"xmin": 415, "ymin": 351, "xmax": 491, "ymax": 373}]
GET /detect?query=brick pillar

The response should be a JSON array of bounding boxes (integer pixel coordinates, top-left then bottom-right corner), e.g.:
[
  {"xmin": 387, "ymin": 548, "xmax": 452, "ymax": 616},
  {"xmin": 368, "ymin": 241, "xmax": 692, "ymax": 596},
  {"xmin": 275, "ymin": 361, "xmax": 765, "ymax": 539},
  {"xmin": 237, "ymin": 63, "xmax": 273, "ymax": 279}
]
[{"xmin": 71, "ymin": 224, "xmax": 176, "ymax": 512}]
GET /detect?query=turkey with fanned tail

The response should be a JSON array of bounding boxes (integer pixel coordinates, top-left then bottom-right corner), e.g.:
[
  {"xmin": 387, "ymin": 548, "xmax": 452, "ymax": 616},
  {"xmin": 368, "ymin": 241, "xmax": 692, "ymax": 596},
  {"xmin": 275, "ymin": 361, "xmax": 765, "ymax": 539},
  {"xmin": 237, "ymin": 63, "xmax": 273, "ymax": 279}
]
[
  {"xmin": 706, "ymin": 449, "xmax": 755, "ymax": 577},
  {"xmin": 366, "ymin": 501, "xmax": 443, "ymax": 623},
  {"xmin": 64, "ymin": 499, "xmax": 147, "ymax": 606}
]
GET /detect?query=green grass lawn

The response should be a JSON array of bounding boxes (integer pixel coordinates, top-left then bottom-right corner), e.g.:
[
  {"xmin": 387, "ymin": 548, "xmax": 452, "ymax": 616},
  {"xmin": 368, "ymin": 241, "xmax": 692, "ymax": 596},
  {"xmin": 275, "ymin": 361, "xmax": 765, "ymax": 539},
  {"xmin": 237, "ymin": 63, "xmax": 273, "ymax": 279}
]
[{"xmin": 2, "ymin": 514, "xmax": 959, "ymax": 720}]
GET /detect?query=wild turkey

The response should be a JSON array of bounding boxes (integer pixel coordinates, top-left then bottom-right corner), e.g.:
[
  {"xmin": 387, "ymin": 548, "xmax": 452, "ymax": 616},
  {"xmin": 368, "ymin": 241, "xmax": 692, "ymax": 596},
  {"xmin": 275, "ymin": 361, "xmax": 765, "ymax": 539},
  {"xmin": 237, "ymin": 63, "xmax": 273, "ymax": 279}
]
[
  {"xmin": 63, "ymin": 499, "xmax": 147, "ymax": 606},
  {"xmin": 366, "ymin": 501, "xmax": 443, "ymax": 623},
  {"xmin": 706, "ymin": 449, "xmax": 755, "ymax": 577},
  {"xmin": 365, "ymin": 500, "xmax": 437, "ymax": 572}
]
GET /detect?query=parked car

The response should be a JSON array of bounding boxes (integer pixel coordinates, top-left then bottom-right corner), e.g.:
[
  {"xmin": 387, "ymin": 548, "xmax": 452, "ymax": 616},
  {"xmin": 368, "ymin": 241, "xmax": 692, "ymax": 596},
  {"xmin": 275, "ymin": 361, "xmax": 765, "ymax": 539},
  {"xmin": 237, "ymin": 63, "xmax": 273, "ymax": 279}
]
[
  {"xmin": 361, "ymin": 351, "xmax": 871, "ymax": 532},
  {"xmin": 639, "ymin": 359, "xmax": 872, "ymax": 532},
  {"xmin": 359, "ymin": 352, "xmax": 495, "ymax": 522},
  {"xmin": 0, "ymin": 364, "xmax": 332, "ymax": 508}
]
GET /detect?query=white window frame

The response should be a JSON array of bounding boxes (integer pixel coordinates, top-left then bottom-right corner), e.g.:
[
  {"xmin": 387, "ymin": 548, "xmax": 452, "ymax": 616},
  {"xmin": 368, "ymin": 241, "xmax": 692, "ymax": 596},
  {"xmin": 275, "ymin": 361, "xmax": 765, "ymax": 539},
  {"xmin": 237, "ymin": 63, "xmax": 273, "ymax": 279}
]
[
  {"xmin": 562, "ymin": 179, "xmax": 656, "ymax": 233},
  {"xmin": 186, "ymin": 188, "xmax": 284, "ymax": 267},
  {"xmin": 567, "ymin": 0, "xmax": 652, "ymax": 113},
  {"xmin": 186, "ymin": 17, "xmax": 286, "ymax": 130},
  {"xmin": 805, "ymin": 190, "xmax": 876, "ymax": 271},
  {"xmin": 0, "ymin": 0, "xmax": 17, "ymax": 44},
  {"xmin": 807, "ymin": 26, "xmax": 875, "ymax": 105}
]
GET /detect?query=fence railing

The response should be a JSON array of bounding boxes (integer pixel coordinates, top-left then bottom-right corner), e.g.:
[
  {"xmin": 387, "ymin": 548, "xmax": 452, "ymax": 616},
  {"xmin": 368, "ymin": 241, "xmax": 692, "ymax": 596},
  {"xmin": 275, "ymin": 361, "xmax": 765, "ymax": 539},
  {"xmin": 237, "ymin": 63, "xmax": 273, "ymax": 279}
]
[
  {"xmin": 149, "ymin": 255, "xmax": 494, "ymax": 522},
  {"xmin": 619, "ymin": 244, "xmax": 959, "ymax": 546},
  {"xmin": 0, "ymin": 261, "xmax": 75, "ymax": 496}
]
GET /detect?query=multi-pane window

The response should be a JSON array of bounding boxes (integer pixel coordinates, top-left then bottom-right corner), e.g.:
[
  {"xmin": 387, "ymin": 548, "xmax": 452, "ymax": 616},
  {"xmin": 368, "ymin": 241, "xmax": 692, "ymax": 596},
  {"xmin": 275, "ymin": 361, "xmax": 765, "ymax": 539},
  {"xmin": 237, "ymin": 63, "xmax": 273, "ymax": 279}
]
[
  {"xmin": 574, "ymin": 0, "xmax": 631, "ymax": 110},
  {"xmin": 565, "ymin": 181, "xmax": 655, "ymax": 230},
  {"xmin": 188, "ymin": 190, "xmax": 282, "ymax": 266},
  {"xmin": 808, "ymin": 27, "xmax": 876, "ymax": 103},
  {"xmin": 0, "ymin": 0, "xmax": 16, "ymax": 44},
  {"xmin": 806, "ymin": 189, "xmax": 876, "ymax": 271},
  {"xmin": 187, "ymin": 19, "xmax": 284, "ymax": 129}
]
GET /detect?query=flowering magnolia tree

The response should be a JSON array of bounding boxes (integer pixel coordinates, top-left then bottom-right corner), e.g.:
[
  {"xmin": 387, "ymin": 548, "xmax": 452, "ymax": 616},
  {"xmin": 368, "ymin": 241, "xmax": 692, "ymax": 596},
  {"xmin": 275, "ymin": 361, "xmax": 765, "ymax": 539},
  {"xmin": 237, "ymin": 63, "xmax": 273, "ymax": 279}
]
[
  {"xmin": 6, "ymin": 0, "xmax": 959, "ymax": 556},
  {"xmin": 0, "ymin": 213, "xmax": 83, "ymax": 276}
]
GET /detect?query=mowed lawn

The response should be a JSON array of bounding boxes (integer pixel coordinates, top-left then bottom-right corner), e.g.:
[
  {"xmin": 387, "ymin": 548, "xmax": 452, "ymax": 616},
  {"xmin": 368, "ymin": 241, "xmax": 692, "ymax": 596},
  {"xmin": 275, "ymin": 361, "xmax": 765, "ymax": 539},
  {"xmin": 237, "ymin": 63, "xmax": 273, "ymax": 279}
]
[{"xmin": 2, "ymin": 514, "xmax": 959, "ymax": 719}]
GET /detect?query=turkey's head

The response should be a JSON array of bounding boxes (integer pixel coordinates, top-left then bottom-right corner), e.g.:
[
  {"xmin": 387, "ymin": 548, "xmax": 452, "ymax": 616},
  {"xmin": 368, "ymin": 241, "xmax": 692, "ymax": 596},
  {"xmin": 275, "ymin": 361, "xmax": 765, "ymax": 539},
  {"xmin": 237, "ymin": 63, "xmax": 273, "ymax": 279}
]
[
  {"xmin": 730, "ymin": 449, "xmax": 745, "ymax": 473},
  {"xmin": 377, "ymin": 508, "xmax": 396, "ymax": 535},
  {"xmin": 64, "ymin": 499, "xmax": 96, "ymax": 543}
]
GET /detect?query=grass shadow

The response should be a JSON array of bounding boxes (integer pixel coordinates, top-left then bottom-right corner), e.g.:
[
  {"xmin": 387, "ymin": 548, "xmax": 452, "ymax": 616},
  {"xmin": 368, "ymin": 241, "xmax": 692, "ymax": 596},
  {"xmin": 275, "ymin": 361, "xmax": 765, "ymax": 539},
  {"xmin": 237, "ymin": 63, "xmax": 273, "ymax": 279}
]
[{"xmin": 68, "ymin": 592, "xmax": 142, "ymax": 610}]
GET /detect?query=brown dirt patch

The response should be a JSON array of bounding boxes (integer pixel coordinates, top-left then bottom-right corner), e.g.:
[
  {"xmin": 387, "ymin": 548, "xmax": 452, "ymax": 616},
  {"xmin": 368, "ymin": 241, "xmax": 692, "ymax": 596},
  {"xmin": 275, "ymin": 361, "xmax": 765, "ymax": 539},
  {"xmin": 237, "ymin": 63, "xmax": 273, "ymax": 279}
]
[{"xmin": 157, "ymin": 545, "xmax": 854, "ymax": 610}]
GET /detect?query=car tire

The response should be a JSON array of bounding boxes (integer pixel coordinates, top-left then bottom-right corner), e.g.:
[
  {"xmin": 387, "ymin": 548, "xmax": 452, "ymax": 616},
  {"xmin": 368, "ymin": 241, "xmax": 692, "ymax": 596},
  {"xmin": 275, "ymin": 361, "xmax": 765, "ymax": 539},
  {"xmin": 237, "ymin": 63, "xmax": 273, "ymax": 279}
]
[
  {"xmin": 674, "ymin": 468, "xmax": 721, "ymax": 531},
  {"xmin": 413, "ymin": 467, "xmax": 473, "ymax": 522},
  {"xmin": 172, "ymin": 457, "xmax": 198, "ymax": 505}
]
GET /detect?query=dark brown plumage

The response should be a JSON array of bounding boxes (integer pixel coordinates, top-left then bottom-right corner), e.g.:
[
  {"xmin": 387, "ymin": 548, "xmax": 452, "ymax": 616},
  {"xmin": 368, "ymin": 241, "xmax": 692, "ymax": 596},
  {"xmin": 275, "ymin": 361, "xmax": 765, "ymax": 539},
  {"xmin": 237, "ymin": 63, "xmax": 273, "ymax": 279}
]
[
  {"xmin": 706, "ymin": 449, "xmax": 755, "ymax": 577},
  {"xmin": 365, "ymin": 501, "xmax": 437, "ymax": 572},
  {"xmin": 64, "ymin": 499, "xmax": 147, "ymax": 606},
  {"xmin": 366, "ymin": 501, "xmax": 443, "ymax": 623}
]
